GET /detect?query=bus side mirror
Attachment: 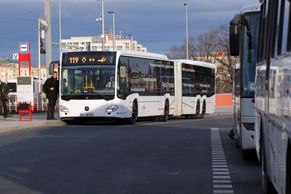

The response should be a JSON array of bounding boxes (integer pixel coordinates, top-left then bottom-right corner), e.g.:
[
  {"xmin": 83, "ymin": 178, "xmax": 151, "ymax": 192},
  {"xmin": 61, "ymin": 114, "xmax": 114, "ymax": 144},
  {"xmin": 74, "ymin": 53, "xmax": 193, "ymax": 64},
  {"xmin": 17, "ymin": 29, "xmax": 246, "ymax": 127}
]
[
  {"xmin": 229, "ymin": 14, "xmax": 241, "ymax": 56},
  {"xmin": 117, "ymin": 89, "xmax": 127, "ymax": 100}
]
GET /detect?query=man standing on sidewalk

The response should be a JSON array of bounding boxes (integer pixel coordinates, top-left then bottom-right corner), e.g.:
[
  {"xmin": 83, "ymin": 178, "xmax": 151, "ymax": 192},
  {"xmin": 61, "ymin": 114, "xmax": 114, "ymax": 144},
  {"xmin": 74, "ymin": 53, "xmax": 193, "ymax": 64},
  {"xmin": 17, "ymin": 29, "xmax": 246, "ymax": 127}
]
[
  {"xmin": 0, "ymin": 80, "xmax": 9, "ymax": 118},
  {"xmin": 43, "ymin": 72, "xmax": 59, "ymax": 120}
]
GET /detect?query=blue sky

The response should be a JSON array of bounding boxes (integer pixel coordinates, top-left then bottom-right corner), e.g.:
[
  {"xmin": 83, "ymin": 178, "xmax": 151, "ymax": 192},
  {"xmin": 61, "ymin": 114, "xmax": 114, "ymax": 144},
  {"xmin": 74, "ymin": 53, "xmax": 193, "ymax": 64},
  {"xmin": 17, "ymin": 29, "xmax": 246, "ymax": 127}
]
[{"xmin": 0, "ymin": 0, "xmax": 258, "ymax": 65}]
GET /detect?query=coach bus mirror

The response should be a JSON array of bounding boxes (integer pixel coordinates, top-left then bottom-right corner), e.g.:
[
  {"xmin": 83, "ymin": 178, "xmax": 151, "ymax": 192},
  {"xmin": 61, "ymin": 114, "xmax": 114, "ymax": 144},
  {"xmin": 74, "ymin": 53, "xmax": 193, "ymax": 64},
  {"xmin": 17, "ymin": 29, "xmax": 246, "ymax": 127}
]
[
  {"xmin": 229, "ymin": 14, "xmax": 240, "ymax": 56},
  {"xmin": 119, "ymin": 66, "xmax": 127, "ymax": 78}
]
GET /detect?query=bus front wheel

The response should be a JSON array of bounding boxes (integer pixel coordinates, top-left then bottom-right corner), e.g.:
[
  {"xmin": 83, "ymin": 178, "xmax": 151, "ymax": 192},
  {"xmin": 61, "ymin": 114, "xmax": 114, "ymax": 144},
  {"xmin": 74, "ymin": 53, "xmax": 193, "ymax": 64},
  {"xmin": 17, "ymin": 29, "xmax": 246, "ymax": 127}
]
[{"xmin": 128, "ymin": 101, "xmax": 138, "ymax": 124}]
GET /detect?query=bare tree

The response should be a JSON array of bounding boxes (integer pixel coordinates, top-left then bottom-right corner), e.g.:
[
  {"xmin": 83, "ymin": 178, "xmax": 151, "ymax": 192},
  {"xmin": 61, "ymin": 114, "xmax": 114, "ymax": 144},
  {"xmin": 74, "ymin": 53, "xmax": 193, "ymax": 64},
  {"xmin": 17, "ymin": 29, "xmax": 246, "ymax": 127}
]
[
  {"xmin": 214, "ymin": 25, "xmax": 238, "ymax": 93},
  {"xmin": 167, "ymin": 25, "xmax": 238, "ymax": 93},
  {"xmin": 168, "ymin": 37, "xmax": 197, "ymax": 59}
]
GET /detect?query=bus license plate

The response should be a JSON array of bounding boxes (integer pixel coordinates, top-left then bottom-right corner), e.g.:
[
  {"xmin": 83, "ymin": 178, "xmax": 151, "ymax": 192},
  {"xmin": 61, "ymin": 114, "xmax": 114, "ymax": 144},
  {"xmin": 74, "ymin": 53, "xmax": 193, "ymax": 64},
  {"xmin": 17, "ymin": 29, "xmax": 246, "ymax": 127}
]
[{"xmin": 80, "ymin": 113, "xmax": 93, "ymax": 117}]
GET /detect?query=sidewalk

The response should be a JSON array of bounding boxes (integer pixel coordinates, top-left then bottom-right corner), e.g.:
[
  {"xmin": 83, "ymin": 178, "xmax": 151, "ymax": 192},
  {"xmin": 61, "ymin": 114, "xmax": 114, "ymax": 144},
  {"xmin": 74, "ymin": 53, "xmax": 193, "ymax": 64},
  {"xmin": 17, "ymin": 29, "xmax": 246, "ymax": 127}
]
[
  {"xmin": 0, "ymin": 105, "xmax": 233, "ymax": 134},
  {"xmin": 0, "ymin": 112, "xmax": 64, "ymax": 134},
  {"xmin": 215, "ymin": 106, "xmax": 233, "ymax": 115}
]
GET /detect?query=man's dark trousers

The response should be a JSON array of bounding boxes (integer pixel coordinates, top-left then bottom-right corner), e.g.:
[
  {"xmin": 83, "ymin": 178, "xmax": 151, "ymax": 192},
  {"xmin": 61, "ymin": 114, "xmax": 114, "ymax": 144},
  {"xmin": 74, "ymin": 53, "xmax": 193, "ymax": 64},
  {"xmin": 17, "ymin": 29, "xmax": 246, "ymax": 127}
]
[
  {"xmin": 1, "ymin": 97, "xmax": 8, "ymax": 118},
  {"xmin": 47, "ymin": 98, "xmax": 56, "ymax": 120}
]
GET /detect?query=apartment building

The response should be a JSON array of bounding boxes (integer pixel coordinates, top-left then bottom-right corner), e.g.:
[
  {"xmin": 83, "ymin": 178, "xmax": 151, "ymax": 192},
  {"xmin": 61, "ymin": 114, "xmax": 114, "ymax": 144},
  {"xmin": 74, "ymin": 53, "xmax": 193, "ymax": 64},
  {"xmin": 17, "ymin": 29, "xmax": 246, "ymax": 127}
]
[
  {"xmin": 61, "ymin": 34, "xmax": 147, "ymax": 52},
  {"xmin": 0, "ymin": 63, "xmax": 47, "ymax": 82}
]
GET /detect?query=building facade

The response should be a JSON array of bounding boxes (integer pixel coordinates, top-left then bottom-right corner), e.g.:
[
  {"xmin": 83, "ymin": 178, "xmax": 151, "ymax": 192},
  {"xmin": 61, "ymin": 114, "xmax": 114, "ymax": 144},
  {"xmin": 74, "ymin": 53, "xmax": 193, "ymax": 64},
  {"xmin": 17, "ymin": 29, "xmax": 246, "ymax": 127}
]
[
  {"xmin": 61, "ymin": 34, "xmax": 147, "ymax": 52},
  {"xmin": 0, "ymin": 63, "xmax": 47, "ymax": 82}
]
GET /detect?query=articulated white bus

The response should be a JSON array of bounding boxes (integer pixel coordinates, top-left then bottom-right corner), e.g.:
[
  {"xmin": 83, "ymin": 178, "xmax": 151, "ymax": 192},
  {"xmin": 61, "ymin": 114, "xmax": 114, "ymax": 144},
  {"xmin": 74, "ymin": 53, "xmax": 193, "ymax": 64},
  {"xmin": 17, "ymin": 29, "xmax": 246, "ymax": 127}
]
[
  {"xmin": 174, "ymin": 60, "xmax": 216, "ymax": 118},
  {"xmin": 55, "ymin": 50, "xmax": 215, "ymax": 123},
  {"xmin": 229, "ymin": 5, "xmax": 260, "ymax": 159},
  {"xmin": 255, "ymin": 0, "xmax": 291, "ymax": 193}
]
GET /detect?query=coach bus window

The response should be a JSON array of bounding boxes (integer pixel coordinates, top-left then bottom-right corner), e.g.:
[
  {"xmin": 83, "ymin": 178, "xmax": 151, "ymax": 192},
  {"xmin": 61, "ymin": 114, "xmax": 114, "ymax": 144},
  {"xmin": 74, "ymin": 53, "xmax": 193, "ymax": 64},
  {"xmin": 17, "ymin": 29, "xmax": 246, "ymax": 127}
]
[
  {"xmin": 277, "ymin": 0, "xmax": 285, "ymax": 55},
  {"xmin": 287, "ymin": 1, "xmax": 291, "ymax": 51},
  {"xmin": 182, "ymin": 64, "xmax": 195, "ymax": 96},
  {"xmin": 118, "ymin": 59, "xmax": 130, "ymax": 99},
  {"xmin": 242, "ymin": 13, "xmax": 259, "ymax": 97},
  {"xmin": 281, "ymin": 1, "xmax": 290, "ymax": 53}
]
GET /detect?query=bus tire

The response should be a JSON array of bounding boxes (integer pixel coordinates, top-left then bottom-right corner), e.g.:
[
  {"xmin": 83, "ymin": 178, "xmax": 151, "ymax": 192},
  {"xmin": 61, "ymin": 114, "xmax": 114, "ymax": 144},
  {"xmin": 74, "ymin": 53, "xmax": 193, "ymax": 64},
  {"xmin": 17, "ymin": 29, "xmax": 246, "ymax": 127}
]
[
  {"xmin": 128, "ymin": 100, "xmax": 138, "ymax": 124},
  {"xmin": 62, "ymin": 119, "xmax": 81, "ymax": 125},
  {"xmin": 160, "ymin": 100, "xmax": 169, "ymax": 122},
  {"xmin": 240, "ymin": 127, "xmax": 249, "ymax": 160},
  {"xmin": 194, "ymin": 101, "xmax": 200, "ymax": 119},
  {"xmin": 262, "ymin": 137, "xmax": 277, "ymax": 194},
  {"xmin": 200, "ymin": 100, "xmax": 206, "ymax": 118}
]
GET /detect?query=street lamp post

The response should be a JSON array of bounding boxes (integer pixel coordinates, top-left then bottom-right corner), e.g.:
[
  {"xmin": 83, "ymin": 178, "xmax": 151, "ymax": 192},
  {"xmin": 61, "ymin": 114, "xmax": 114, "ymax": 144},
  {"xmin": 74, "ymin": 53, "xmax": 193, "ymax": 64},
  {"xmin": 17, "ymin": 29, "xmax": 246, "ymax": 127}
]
[
  {"xmin": 38, "ymin": 17, "xmax": 47, "ymax": 112},
  {"xmin": 108, "ymin": 11, "xmax": 115, "ymax": 51},
  {"xmin": 101, "ymin": 0, "xmax": 105, "ymax": 51},
  {"xmin": 184, "ymin": 1, "xmax": 189, "ymax": 59},
  {"xmin": 45, "ymin": 0, "xmax": 52, "ymax": 78},
  {"xmin": 58, "ymin": 0, "xmax": 62, "ymax": 56}
]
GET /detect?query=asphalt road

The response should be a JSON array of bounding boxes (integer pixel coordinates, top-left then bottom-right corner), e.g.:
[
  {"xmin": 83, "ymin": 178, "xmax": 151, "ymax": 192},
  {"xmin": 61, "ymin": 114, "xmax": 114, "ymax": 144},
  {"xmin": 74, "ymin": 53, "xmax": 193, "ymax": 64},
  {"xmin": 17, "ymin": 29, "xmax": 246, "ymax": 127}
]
[{"xmin": 0, "ymin": 114, "xmax": 263, "ymax": 194}]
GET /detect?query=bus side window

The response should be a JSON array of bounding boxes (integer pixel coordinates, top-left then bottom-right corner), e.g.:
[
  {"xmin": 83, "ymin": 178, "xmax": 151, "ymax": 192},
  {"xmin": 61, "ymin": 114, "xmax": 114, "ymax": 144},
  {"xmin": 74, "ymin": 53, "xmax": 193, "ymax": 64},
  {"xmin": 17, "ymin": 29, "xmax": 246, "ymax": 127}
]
[{"xmin": 118, "ymin": 65, "xmax": 129, "ymax": 99}]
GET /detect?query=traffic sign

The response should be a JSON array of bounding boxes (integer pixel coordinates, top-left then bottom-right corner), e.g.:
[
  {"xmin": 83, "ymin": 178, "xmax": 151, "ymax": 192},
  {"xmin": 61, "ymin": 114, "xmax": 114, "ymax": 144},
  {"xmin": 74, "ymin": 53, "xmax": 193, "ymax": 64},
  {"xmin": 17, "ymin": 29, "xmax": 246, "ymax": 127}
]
[
  {"xmin": 13, "ymin": 53, "xmax": 19, "ymax": 60},
  {"xmin": 19, "ymin": 42, "xmax": 30, "ymax": 54}
]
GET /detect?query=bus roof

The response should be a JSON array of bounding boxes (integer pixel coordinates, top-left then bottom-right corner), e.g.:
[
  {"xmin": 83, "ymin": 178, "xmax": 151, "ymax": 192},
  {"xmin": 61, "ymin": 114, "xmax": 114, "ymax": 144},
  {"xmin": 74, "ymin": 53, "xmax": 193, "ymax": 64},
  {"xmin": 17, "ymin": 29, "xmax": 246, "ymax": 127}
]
[
  {"xmin": 116, "ymin": 50, "xmax": 168, "ymax": 60},
  {"xmin": 62, "ymin": 50, "xmax": 168, "ymax": 61},
  {"xmin": 174, "ymin": 59, "xmax": 216, "ymax": 70},
  {"xmin": 241, "ymin": 4, "xmax": 260, "ymax": 15}
]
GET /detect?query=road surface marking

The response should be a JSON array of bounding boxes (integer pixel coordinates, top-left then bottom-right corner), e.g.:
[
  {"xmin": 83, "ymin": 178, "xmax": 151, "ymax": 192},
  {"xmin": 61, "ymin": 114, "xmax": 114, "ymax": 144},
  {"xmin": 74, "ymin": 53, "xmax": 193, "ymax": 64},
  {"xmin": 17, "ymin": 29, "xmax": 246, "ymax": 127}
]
[{"xmin": 211, "ymin": 128, "xmax": 234, "ymax": 194}]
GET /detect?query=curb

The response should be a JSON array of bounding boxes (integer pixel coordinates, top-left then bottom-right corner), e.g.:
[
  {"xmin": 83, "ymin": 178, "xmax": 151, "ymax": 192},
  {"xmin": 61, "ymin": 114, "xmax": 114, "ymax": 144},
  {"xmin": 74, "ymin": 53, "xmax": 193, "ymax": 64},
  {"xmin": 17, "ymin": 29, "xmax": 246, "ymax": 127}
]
[{"xmin": 0, "ymin": 120, "xmax": 65, "ymax": 134}]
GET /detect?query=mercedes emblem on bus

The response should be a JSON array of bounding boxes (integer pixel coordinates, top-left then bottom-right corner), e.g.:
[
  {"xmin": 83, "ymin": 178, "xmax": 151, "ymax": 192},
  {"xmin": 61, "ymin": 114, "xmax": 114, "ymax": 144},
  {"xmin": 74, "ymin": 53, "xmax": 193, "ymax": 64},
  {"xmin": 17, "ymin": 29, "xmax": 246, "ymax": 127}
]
[{"xmin": 84, "ymin": 106, "xmax": 89, "ymax": 111}]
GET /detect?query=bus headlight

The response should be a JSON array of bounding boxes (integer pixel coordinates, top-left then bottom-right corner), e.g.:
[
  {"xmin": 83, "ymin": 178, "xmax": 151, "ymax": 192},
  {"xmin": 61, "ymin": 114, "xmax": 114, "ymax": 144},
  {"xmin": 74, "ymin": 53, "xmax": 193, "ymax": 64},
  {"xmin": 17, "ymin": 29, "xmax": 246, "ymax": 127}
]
[
  {"xmin": 106, "ymin": 105, "xmax": 119, "ymax": 113},
  {"xmin": 60, "ymin": 105, "xmax": 69, "ymax": 113}
]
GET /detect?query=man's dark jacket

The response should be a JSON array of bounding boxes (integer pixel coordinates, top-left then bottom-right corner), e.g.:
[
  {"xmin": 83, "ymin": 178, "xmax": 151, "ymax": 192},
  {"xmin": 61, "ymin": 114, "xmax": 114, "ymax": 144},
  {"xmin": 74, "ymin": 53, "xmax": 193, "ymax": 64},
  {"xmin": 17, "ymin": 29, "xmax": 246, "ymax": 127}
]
[{"xmin": 43, "ymin": 77, "xmax": 59, "ymax": 99}]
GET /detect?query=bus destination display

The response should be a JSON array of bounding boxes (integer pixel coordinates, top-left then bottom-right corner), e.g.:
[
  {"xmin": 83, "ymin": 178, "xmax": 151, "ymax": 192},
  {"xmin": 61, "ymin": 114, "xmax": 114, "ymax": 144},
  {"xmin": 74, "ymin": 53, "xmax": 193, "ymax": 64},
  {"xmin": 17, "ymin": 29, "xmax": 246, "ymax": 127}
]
[{"xmin": 62, "ymin": 52, "xmax": 115, "ymax": 66}]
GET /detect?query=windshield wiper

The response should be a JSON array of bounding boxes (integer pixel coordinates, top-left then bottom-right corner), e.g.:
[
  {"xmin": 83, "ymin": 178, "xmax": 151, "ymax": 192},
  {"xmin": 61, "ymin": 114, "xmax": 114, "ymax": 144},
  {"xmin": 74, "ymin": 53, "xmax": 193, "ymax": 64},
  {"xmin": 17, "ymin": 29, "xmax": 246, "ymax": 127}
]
[{"xmin": 61, "ymin": 94, "xmax": 114, "ymax": 101}]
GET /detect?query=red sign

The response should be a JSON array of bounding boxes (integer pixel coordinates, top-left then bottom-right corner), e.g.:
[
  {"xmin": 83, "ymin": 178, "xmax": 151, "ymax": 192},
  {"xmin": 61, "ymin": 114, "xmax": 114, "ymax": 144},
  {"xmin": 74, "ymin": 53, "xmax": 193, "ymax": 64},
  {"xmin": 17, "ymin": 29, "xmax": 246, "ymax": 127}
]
[{"xmin": 18, "ymin": 42, "xmax": 32, "ymax": 76}]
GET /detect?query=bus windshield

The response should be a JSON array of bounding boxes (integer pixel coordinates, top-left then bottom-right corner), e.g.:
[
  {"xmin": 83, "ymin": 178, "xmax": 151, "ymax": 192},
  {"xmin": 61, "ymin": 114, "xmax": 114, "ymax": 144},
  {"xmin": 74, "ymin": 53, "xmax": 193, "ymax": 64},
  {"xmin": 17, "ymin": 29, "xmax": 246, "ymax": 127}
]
[
  {"xmin": 61, "ymin": 52, "xmax": 116, "ymax": 101},
  {"xmin": 242, "ymin": 12, "xmax": 259, "ymax": 97}
]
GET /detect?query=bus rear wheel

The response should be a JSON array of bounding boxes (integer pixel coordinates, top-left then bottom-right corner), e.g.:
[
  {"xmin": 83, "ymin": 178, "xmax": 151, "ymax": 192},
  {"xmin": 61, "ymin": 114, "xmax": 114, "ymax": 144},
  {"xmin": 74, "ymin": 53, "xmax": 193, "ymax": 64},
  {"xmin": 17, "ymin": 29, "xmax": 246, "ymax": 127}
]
[
  {"xmin": 200, "ymin": 101, "xmax": 206, "ymax": 118},
  {"xmin": 160, "ymin": 101, "xmax": 169, "ymax": 122}
]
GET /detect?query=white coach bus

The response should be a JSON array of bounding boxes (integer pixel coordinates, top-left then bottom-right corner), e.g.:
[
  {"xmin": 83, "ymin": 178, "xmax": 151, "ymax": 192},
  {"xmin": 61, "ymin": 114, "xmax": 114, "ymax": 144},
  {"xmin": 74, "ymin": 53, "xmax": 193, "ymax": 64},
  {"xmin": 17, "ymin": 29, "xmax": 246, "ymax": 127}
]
[
  {"xmin": 255, "ymin": 0, "xmax": 291, "ymax": 193},
  {"xmin": 229, "ymin": 5, "xmax": 260, "ymax": 159},
  {"xmin": 55, "ymin": 50, "xmax": 215, "ymax": 123}
]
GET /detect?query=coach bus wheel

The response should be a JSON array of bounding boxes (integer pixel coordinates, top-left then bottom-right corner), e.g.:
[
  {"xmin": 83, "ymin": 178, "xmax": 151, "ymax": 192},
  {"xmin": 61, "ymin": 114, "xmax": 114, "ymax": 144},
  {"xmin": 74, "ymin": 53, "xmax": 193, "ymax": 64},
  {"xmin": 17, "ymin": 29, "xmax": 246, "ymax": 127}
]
[
  {"xmin": 129, "ymin": 101, "xmax": 138, "ymax": 124},
  {"xmin": 240, "ymin": 127, "xmax": 249, "ymax": 160},
  {"xmin": 160, "ymin": 101, "xmax": 169, "ymax": 122},
  {"xmin": 262, "ymin": 138, "xmax": 277, "ymax": 194}
]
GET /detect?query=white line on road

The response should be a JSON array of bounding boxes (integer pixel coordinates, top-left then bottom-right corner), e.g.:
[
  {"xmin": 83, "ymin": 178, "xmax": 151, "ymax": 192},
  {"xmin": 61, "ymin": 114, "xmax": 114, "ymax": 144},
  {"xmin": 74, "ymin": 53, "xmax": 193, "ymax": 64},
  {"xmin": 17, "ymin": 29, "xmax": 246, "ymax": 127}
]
[{"xmin": 211, "ymin": 128, "xmax": 234, "ymax": 194}]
